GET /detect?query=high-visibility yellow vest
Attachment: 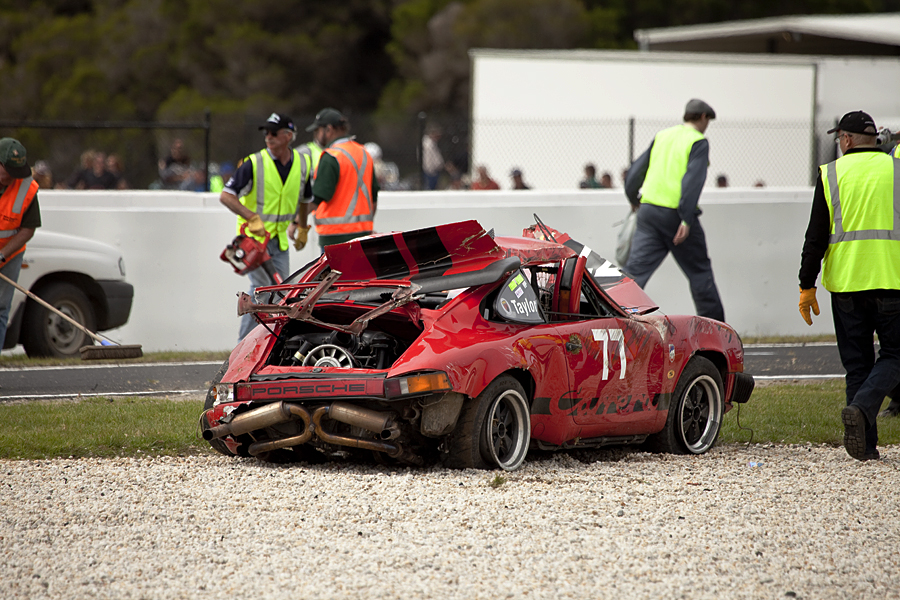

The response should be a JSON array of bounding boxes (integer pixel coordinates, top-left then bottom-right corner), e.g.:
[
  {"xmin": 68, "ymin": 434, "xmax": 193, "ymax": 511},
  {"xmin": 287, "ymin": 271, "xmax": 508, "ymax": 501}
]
[
  {"xmin": 300, "ymin": 141, "xmax": 323, "ymax": 173},
  {"xmin": 894, "ymin": 144, "xmax": 900, "ymax": 159},
  {"xmin": 0, "ymin": 176, "xmax": 39, "ymax": 261},
  {"xmin": 238, "ymin": 149, "xmax": 310, "ymax": 251},
  {"xmin": 640, "ymin": 124, "xmax": 706, "ymax": 209},
  {"xmin": 822, "ymin": 151, "xmax": 900, "ymax": 292}
]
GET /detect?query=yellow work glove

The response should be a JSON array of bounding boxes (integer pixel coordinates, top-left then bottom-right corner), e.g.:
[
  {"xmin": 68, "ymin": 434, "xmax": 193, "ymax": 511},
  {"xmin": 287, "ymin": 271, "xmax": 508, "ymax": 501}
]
[
  {"xmin": 246, "ymin": 214, "xmax": 266, "ymax": 237},
  {"xmin": 799, "ymin": 287, "xmax": 819, "ymax": 326},
  {"xmin": 294, "ymin": 225, "xmax": 311, "ymax": 251}
]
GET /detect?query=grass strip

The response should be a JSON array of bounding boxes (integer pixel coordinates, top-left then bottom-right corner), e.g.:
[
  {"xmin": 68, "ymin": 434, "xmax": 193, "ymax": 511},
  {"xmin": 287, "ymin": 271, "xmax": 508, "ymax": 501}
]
[
  {"xmin": 720, "ymin": 379, "xmax": 900, "ymax": 446},
  {"xmin": 0, "ymin": 380, "xmax": 897, "ymax": 460}
]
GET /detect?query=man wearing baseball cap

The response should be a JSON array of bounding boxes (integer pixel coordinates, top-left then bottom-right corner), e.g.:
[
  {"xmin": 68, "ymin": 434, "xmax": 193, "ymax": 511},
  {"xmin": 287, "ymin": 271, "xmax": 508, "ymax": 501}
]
[
  {"xmin": 294, "ymin": 108, "xmax": 379, "ymax": 252},
  {"xmin": 0, "ymin": 137, "xmax": 41, "ymax": 353},
  {"xmin": 219, "ymin": 112, "xmax": 313, "ymax": 341},
  {"xmin": 799, "ymin": 110, "xmax": 900, "ymax": 461},
  {"xmin": 623, "ymin": 98, "xmax": 725, "ymax": 323}
]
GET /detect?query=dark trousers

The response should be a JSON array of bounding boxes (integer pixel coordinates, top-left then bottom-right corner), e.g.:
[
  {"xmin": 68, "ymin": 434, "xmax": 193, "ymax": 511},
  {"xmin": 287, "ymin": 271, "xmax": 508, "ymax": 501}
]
[
  {"xmin": 625, "ymin": 203, "xmax": 725, "ymax": 322},
  {"xmin": 832, "ymin": 291, "xmax": 900, "ymax": 453}
]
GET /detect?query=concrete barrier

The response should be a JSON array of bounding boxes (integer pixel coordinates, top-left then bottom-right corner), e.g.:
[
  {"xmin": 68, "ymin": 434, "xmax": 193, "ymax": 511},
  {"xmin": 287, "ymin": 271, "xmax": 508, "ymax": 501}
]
[{"xmin": 36, "ymin": 187, "xmax": 829, "ymax": 353}]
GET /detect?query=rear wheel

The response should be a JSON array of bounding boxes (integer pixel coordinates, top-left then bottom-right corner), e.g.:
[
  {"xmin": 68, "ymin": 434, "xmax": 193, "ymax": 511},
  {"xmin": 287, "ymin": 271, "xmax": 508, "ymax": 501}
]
[
  {"xmin": 21, "ymin": 282, "xmax": 96, "ymax": 358},
  {"xmin": 647, "ymin": 356, "xmax": 724, "ymax": 454},
  {"xmin": 446, "ymin": 375, "xmax": 531, "ymax": 471}
]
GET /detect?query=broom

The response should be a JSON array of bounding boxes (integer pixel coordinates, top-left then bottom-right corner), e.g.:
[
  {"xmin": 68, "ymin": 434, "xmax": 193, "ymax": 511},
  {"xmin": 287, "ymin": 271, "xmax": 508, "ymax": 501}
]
[{"xmin": 0, "ymin": 270, "xmax": 142, "ymax": 360}]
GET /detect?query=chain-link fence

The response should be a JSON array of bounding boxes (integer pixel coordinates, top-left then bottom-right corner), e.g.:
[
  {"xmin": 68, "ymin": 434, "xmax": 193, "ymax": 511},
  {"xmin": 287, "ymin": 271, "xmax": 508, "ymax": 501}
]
[{"xmin": 0, "ymin": 112, "xmax": 867, "ymax": 192}]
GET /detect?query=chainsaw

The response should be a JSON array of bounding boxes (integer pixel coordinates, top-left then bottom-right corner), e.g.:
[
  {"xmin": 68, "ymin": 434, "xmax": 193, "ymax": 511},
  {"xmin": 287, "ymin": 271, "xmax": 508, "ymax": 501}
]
[{"xmin": 220, "ymin": 222, "xmax": 283, "ymax": 285}]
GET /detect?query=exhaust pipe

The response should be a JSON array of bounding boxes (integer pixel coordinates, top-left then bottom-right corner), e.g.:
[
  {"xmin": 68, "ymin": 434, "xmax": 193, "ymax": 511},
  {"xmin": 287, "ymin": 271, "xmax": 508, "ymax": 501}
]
[
  {"xmin": 203, "ymin": 401, "xmax": 296, "ymax": 440},
  {"xmin": 328, "ymin": 401, "xmax": 401, "ymax": 440},
  {"xmin": 205, "ymin": 400, "xmax": 421, "ymax": 465}
]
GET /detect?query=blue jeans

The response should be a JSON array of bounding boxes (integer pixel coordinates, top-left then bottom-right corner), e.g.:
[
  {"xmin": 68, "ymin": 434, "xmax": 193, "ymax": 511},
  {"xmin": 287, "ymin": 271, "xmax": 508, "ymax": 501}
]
[
  {"xmin": 238, "ymin": 238, "xmax": 289, "ymax": 342},
  {"xmin": 0, "ymin": 252, "xmax": 24, "ymax": 354},
  {"xmin": 832, "ymin": 291, "xmax": 900, "ymax": 453},
  {"xmin": 625, "ymin": 204, "xmax": 725, "ymax": 322}
]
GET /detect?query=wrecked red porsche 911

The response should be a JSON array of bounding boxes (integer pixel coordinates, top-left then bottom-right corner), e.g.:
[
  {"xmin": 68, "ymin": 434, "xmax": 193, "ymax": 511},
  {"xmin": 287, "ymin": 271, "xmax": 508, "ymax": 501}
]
[{"xmin": 201, "ymin": 219, "xmax": 754, "ymax": 471}]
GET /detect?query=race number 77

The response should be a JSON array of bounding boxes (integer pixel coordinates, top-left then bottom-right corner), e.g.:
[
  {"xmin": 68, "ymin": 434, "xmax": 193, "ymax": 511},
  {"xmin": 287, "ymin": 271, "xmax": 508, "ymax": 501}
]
[{"xmin": 592, "ymin": 329, "xmax": 626, "ymax": 380}]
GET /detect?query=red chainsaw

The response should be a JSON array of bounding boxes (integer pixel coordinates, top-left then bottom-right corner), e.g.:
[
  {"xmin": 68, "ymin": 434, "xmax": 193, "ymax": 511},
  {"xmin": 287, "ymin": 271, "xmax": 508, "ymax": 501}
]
[{"xmin": 220, "ymin": 222, "xmax": 283, "ymax": 285}]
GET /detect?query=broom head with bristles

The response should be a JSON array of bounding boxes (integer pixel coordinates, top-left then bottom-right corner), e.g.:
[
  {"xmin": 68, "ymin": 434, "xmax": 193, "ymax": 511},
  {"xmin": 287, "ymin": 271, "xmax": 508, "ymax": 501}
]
[{"xmin": 79, "ymin": 344, "xmax": 144, "ymax": 360}]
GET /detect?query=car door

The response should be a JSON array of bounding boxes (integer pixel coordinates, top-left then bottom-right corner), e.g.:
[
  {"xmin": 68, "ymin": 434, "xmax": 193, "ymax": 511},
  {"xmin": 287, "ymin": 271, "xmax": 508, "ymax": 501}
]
[{"xmin": 549, "ymin": 257, "xmax": 665, "ymax": 437}]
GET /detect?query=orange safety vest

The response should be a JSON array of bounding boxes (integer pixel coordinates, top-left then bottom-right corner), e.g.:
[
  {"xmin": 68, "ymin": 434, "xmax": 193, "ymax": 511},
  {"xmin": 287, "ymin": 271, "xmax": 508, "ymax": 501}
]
[
  {"xmin": 0, "ymin": 176, "xmax": 39, "ymax": 260},
  {"xmin": 314, "ymin": 140, "xmax": 375, "ymax": 236}
]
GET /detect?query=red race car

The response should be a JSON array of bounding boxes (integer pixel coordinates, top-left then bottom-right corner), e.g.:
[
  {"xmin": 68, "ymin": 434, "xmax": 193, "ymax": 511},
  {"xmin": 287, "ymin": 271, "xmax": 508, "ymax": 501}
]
[{"xmin": 201, "ymin": 219, "xmax": 754, "ymax": 471}]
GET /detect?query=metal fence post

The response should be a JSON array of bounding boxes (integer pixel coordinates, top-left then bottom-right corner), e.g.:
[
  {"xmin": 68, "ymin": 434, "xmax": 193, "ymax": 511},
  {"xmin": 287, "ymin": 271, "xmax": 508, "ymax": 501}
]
[
  {"xmin": 418, "ymin": 112, "xmax": 426, "ymax": 191},
  {"xmin": 204, "ymin": 108, "xmax": 211, "ymax": 191},
  {"xmin": 628, "ymin": 116, "xmax": 635, "ymax": 167}
]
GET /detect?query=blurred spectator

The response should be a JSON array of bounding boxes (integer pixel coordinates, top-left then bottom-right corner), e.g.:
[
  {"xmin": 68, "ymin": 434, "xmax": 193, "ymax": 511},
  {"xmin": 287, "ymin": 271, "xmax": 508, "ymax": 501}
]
[
  {"xmin": 446, "ymin": 162, "xmax": 467, "ymax": 190},
  {"xmin": 106, "ymin": 154, "xmax": 128, "ymax": 189},
  {"xmin": 716, "ymin": 174, "xmax": 728, "ymax": 188},
  {"xmin": 510, "ymin": 168, "xmax": 531, "ymax": 190},
  {"xmin": 158, "ymin": 139, "xmax": 191, "ymax": 189},
  {"xmin": 365, "ymin": 142, "xmax": 403, "ymax": 191},
  {"xmin": 62, "ymin": 149, "xmax": 96, "ymax": 189},
  {"xmin": 183, "ymin": 164, "xmax": 209, "ymax": 192},
  {"xmin": 470, "ymin": 165, "xmax": 499, "ymax": 190},
  {"xmin": 32, "ymin": 161, "xmax": 54, "ymax": 189},
  {"xmin": 600, "ymin": 172, "xmax": 613, "ymax": 188},
  {"xmin": 754, "ymin": 180, "xmax": 766, "ymax": 188},
  {"xmin": 621, "ymin": 168, "xmax": 629, "ymax": 187},
  {"xmin": 81, "ymin": 151, "xmax": 120, "ymax": 190},
  {"xmin": 579, "ymin": 164, "xmax": 601, "ymax": 188},
  {"xmin": 422, "ymin": 124, "xmax": 445, "ymax": 190},
  {"xmin": 209, "ymin": 162, "xmax": 230, "ymax": 193}
]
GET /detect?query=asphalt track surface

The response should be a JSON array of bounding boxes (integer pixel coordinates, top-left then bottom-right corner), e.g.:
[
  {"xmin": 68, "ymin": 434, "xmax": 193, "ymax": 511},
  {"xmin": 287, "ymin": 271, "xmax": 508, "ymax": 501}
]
[{"xmin": 0, "ymin": 343, "xmax": 848, "ymax": 402}]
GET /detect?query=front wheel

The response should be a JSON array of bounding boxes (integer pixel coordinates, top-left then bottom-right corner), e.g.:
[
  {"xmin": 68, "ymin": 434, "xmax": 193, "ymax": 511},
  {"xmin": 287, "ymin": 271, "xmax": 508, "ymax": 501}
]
[
  {"xmin": 647, "ymin": 356, "xmax": 724, "ymax": 454},
  {"xmin": 21, "ymin": 282, "xmax": 96, "ymax": 358},
  {"xmin": 445, "ymin": 375, "xmax": 531, "ymax": 471}
]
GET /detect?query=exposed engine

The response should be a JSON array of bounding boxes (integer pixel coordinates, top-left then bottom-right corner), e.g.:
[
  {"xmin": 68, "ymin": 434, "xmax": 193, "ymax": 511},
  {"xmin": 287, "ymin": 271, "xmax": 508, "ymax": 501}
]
[{"xmin": 268, "ymin": 326, "xmax": 406, "ymax": 370}]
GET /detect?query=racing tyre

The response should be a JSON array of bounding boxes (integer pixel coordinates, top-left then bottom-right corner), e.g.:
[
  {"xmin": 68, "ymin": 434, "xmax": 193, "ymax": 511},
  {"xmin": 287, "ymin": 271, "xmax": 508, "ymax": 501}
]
[
  {"xmin": 445, "ymin": 375, "xmax": 531, "ymax": 471},
  {"xmin": 202, "ymin": 359, "xmax": 231, "ymax": 456},
  {"xmin": 21, "ymin": 282, "xmax": 96, "ymax": 358},
  {"xmin": 647, "ymin": 356, "xmax": 724, "ymax": 455}
]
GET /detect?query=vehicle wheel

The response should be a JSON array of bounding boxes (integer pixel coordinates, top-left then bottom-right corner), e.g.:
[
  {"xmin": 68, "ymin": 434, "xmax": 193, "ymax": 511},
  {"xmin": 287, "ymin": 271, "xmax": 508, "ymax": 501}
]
[
  {"xmin": 21, "ymin": 282, "xmax": 96, "ymax": 358},
  {"xmin": 647, "ymin": 356, "xmax": 724, "ymax": 454},
  {"xmin": 202, "ymin": 359, "xmax": 231, "ymax": 456},
  {"xmin": 445, "ymin": 375, "xmax": 531, "ymax": 471}
]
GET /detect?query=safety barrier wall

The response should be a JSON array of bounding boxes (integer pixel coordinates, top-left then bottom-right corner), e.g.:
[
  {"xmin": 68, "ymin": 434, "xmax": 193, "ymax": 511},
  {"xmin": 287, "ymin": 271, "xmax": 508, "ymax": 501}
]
[{"xmin": 36, "ymin": 188, "xmax": 827, "ymax": 352}]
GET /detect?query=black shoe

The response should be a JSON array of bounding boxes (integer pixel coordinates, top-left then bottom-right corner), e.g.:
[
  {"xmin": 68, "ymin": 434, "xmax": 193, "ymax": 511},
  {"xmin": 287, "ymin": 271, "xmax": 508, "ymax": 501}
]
[
  {"xmin": 842, "ymin": 405, "xmax": 868, "ymax": 461},
  {"xmin": 878, "ymin": 399, "xmax": 900, "ymax": 418},
  {"xmin": 862, "ymin": 449, "xmax": 881, "ymax": 461}
]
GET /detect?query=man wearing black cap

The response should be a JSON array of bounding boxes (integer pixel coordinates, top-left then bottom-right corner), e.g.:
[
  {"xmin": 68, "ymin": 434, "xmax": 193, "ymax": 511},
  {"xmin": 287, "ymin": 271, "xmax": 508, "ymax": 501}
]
[
  {"xmin": 295, "ymin": 108, "xmax": 378, "ymax": 251},
  {"xmin": 623, "ymin": 98, "xmax": 725, "ymax": 323},
  {"xmin": 0, "ymin": 137, "xmax": 41, "ymax": 353},
  {"xmin": 219, "ymin": 112, "xmax": 313, "ymax": 341},
  {"xmin": 799, "ymin": 110, "xmax": 900, "ymax": 461}
]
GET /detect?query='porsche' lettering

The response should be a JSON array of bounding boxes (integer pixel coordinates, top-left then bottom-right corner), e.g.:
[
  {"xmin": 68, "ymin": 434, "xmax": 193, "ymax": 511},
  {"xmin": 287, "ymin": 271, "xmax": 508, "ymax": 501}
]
[{"xmin": 250, "ymin": 382, "xmax": 368, "ymax": 398}]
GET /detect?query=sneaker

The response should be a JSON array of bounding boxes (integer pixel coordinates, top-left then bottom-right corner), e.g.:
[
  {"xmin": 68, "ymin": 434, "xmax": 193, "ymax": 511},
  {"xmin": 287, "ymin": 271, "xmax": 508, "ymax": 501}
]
[
  {"xmin": 841, "ymin": 405, "xmax": 868, "ymax": 461},
  {"xmin": 862, "ymin": 449, "xmax": 881, "ymax": 461}
]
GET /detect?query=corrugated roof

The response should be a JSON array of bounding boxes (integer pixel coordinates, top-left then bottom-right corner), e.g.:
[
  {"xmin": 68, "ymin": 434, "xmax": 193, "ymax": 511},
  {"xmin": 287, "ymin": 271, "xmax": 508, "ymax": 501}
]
[{"xmin": 635, "ymin": 13, "xmax": 900, "ymax": 49}]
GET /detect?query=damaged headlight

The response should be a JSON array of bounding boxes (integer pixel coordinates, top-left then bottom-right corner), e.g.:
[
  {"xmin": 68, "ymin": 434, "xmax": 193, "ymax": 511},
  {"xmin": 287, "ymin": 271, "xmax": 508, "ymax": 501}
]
[{"xmin": 211, "ymin": 383, "xmax": 234, "ymax": 406}]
